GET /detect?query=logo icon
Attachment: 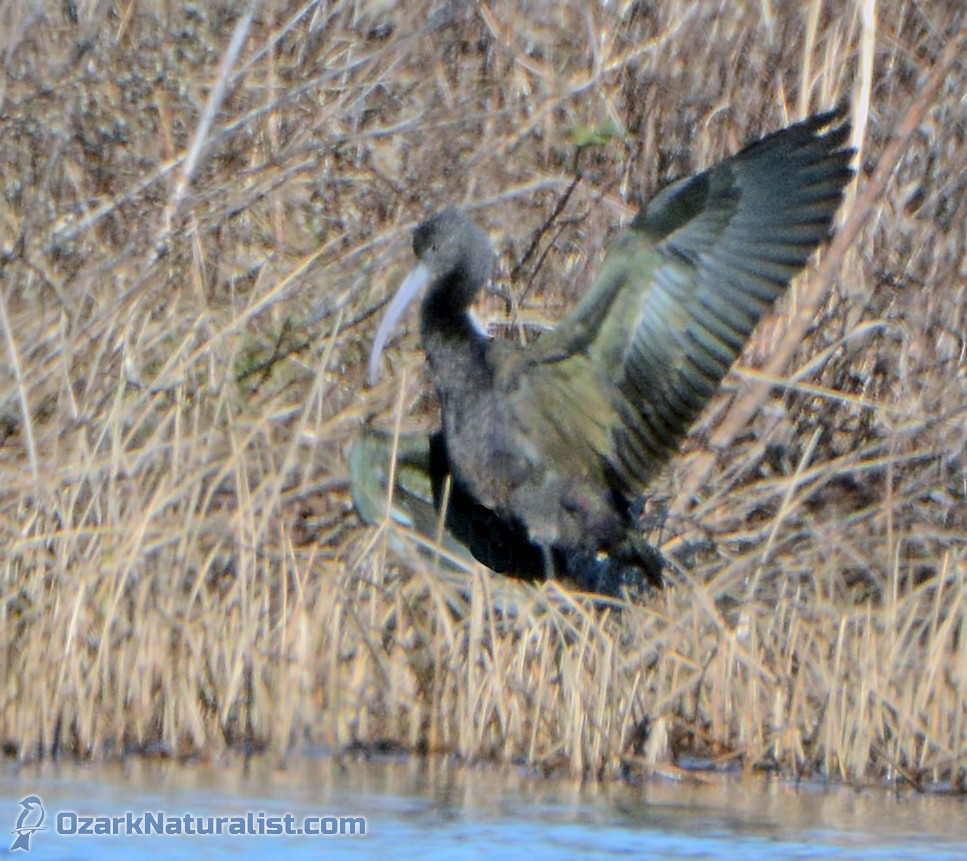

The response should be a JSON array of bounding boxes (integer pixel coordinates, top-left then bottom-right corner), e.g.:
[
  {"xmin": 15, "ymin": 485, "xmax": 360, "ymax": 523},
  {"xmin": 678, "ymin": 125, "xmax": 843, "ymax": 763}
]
[{"xmin": 10, "ymin": 796, "xmax": 47, "ymax": 852}]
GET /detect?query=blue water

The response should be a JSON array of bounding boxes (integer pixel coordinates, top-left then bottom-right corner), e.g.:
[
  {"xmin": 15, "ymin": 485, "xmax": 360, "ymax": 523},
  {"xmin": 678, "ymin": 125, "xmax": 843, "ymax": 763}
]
[{"xmin": 2, "ymin": 756, "xmax": 965, "ymax": 859}]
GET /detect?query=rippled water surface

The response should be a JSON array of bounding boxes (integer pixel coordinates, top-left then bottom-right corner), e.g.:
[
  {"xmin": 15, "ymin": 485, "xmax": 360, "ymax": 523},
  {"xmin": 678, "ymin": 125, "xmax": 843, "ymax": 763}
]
[{"xmin": 2, "ymin": 756, "xmax": 965, "ymax": 859}]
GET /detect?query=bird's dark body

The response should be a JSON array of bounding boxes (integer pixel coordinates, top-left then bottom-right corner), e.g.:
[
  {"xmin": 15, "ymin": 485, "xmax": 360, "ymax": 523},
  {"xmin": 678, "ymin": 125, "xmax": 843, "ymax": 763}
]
[{"xmin": 369, "ymin": 108, "xmax": 854, "ymax": 597}]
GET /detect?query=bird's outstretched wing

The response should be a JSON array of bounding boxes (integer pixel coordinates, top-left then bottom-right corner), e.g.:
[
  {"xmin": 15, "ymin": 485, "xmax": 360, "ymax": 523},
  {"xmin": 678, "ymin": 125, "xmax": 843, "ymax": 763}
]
[{"xmin": 532, "ymin": 108, "xmax": 854, "ymax": 491}]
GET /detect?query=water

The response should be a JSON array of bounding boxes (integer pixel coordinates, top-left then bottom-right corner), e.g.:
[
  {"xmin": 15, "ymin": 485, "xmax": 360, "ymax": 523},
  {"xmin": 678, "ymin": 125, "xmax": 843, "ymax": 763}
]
[{"xmin": 2, "ymin": 755, "xmax": 965, "ymax": 859}]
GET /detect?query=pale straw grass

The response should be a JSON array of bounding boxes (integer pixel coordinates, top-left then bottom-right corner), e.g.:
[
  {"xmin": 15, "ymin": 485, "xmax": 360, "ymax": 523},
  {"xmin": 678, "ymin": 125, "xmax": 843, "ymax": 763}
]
[{"xmin": 0, "ymin": 1, "xmax": 964, "ymax": 789}]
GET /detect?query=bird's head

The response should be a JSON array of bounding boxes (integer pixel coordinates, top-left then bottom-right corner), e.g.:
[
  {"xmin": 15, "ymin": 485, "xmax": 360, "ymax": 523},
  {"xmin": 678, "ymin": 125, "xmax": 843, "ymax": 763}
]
[{"xmin": 368, "ymin": 208, "xmax": 494, "ymax": 385}]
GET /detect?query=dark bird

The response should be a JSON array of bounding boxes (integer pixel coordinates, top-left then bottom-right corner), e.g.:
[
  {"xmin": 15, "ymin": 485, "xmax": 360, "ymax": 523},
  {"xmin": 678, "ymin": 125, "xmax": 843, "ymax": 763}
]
[{"xmin": 367, "ymin": 108, "xmax": 854, "ymax": 596}]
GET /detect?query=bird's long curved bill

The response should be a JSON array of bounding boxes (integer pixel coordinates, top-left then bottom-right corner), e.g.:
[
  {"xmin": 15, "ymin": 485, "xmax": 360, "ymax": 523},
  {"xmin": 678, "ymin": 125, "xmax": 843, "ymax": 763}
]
[{"xmin": 368, "ymin": 263, "xmax": 430, "ymax": 386}]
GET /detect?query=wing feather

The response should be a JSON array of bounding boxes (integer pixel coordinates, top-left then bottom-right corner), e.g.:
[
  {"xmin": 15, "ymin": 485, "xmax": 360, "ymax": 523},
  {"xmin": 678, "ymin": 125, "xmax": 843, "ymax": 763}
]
[{"xmin": 532, "ymin": 107, "xmax": 854, "ymax": 492}]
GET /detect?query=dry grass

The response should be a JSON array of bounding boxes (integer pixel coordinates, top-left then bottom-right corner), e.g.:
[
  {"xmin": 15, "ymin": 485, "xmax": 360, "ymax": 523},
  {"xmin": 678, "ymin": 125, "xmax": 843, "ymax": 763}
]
[{"xmin": 0, "ymin": 1, "xmax": 964, "ymax": 789}]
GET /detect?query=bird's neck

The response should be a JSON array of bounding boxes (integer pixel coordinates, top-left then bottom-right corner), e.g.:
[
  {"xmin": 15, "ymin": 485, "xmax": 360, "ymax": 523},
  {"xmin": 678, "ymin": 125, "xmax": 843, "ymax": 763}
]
[{"xmin": 420, "ymin": 294, "xmax": 492, "ymax": 402}]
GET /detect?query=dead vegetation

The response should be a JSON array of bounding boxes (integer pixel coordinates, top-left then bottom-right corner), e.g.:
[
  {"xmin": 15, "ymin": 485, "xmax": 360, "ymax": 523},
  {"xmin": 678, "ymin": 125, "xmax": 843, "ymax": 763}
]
[{"xmin": 0, "ymin": 1, "xmax": 964, "ymax": 789}]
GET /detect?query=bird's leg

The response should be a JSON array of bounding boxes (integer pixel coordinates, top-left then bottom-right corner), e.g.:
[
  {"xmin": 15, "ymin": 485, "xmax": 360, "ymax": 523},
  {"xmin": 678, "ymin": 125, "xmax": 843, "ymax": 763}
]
[
  {"xmin": 507, "ymin": 473, "xmax": 582, "ymax": 584},
  {"xmin": 540, "ymin": 544, "xmax": 558, "ymax": 583}
]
